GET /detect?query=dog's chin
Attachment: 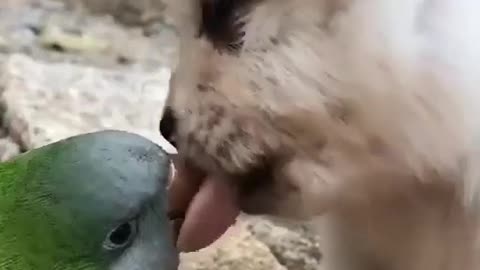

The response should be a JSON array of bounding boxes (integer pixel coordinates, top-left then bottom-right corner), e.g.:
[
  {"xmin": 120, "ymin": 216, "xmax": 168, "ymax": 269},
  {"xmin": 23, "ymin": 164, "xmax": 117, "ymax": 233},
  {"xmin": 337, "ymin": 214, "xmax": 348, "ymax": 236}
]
[
  {"xmin": 236, "ymin": 185, "xmax": 284, "ymax": 216},
  {"xmin": 177, "ymin": 150, "xmax": 315, "ymax": 220},
  {"xmin": 234, "ymin": 179, "xmax": 315, "ymax": 221},
  {"xmin": 238, "ymin": 194, "xmax": 312, "ymax": 220}
]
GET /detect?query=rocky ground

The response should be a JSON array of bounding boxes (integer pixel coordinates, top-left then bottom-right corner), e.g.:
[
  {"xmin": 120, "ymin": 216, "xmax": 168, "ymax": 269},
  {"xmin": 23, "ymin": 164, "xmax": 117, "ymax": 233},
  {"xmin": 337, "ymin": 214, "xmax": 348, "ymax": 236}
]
[{"xmin": 0, "ymin": 1, "xmax": 324, "ymax": 269}]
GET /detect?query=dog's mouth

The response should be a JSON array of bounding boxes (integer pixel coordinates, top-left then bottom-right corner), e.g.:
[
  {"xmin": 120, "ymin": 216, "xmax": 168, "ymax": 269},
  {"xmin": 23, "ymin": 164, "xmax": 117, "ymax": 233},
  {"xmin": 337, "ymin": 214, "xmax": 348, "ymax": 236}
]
[{"xmin": 167, "ymin": 158, "xmax": 240, "ymax": 252}]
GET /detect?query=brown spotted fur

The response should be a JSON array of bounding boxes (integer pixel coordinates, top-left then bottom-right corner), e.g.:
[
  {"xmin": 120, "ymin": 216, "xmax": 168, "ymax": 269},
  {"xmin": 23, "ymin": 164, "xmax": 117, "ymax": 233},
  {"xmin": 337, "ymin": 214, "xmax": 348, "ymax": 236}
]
[{"xmin": 163, "ymin": 0, "xmax": 480, "ymax": 269}]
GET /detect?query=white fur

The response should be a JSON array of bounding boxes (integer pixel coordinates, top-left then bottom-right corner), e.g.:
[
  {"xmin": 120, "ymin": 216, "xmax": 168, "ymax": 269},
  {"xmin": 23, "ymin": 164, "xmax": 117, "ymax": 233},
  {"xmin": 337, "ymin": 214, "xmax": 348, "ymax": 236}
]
[{"xmin": 164, "ymin": 0, "xmax": 480, "ymax": 269}]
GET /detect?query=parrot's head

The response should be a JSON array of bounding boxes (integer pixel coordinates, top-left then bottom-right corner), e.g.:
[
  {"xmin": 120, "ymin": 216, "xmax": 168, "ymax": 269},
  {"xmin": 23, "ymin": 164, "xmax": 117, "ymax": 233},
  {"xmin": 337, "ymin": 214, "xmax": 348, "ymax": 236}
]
[{"xmin": 0, "ymin": 130, "xmax": 178, "ymax": 270}]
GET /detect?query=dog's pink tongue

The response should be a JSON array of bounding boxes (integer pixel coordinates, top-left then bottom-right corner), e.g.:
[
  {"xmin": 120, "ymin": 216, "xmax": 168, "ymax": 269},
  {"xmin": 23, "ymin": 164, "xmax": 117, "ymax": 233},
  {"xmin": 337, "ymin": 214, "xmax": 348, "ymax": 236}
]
[{"xmin": 176, "ymin": 177, "xmax": 239, "ymax": 252}]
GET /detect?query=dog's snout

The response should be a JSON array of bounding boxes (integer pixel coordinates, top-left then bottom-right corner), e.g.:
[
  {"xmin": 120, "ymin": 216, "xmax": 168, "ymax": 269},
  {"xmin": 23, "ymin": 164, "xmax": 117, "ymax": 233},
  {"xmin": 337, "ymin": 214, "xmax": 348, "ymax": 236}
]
[{"xmin": 160, "ymin": 107, "xmax": 177, "ymax": 147}]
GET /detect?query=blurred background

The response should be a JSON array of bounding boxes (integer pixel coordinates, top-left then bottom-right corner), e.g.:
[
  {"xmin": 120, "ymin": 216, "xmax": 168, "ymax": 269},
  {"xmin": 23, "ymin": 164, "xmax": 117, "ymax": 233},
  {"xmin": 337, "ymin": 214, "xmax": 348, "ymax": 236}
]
[{"xmin": 0, "ymin": 1, "xmax": 323, "ymax": 269}]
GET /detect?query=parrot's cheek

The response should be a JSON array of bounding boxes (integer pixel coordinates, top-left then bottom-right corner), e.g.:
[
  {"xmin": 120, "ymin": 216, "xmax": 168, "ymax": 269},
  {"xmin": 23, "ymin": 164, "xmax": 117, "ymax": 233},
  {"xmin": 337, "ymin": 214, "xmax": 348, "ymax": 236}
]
[{"xmin": 168, "ymin": 164, "xmax": 240, "ymax": 253}]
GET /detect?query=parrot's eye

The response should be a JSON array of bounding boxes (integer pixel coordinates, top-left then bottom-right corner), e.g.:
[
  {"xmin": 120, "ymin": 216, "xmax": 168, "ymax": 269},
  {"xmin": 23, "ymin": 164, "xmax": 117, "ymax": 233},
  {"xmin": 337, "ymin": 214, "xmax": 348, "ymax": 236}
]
[{"xmin": 103, "ymin": 219, "xmax": 138, "ymax": 250}]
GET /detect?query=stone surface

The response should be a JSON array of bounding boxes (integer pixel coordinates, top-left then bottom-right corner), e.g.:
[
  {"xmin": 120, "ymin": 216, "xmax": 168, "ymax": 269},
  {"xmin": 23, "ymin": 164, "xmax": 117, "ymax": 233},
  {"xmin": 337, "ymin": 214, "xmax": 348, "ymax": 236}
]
[
  {"xmin": 63, "ymin": 0, "xmax": 167, "ymax": 26},
  {"xmin": 0, "ymin": 54, "xmax": 175, "ymax": 153},
  {"xmin": 247, "ymin": 217, "xmax": 323, "ymax": 270},
  {"xmin": 179, "ymin": 215, "xmax": 324, "ymax": 270},
  {"xmin": 0, "ymin": 0, "xmax": 178, "ymax": 71},
  {"xmin": 0, "ymin": 137, "xmax": 20, "ymax": 161},
  {"xmin": 180, "ymin": 216, "xmax": 287, "ymax": 270}
]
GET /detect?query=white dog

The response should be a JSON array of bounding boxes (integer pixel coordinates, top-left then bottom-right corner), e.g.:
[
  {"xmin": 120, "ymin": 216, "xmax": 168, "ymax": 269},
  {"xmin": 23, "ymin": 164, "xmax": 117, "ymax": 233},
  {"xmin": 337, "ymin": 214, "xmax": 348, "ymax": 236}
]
[{"xmin": 162, "ymin": 1, "xmax": 480, "ymax": 269}]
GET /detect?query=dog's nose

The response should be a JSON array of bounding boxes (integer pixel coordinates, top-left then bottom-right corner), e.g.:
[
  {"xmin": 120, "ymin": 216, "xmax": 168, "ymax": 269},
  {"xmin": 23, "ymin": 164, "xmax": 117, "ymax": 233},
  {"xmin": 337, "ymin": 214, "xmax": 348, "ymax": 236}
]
[{"xmin": 160, "ymin": 107, "xmax": 177, "ymax": 147}]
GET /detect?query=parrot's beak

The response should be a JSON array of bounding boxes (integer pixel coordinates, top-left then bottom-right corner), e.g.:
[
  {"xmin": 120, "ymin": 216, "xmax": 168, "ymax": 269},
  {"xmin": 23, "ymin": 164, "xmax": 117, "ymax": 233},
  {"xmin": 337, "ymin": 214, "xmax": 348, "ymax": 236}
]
[
  {"xmin": 167, "ymin": 157, "xmax": 183, "ymax": 244},
  {"xmin": 167, "ymin": 155, "xmax": 204, "ymax": 246}
]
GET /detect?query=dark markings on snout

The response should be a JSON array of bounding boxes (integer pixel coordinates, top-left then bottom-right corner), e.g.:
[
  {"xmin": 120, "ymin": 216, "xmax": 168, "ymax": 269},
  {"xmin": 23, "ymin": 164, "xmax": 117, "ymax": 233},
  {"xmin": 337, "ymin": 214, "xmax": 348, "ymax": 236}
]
[{"xmin": 206, "ymin": 105, "xmax": 226, "ymax": 129}]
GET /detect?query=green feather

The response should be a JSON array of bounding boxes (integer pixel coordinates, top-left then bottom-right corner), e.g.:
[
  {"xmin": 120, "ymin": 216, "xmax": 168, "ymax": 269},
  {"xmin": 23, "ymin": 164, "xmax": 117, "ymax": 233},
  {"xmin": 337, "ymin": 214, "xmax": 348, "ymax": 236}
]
[
  {"xmin": 0, "ymin": 142, "xmax": 103, "ymax": 269},
  {"xmin": 0, "ymin": 130, "xmax": 177, "ymax": 270}
]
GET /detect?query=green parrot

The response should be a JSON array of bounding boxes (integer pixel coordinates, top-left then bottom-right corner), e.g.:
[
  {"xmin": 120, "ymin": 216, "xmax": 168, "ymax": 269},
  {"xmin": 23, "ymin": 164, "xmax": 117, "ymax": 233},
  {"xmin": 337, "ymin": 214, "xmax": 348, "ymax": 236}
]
[{"xmin": 0, "ymin": 130, "xmax": 178, "ymax": 270}]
